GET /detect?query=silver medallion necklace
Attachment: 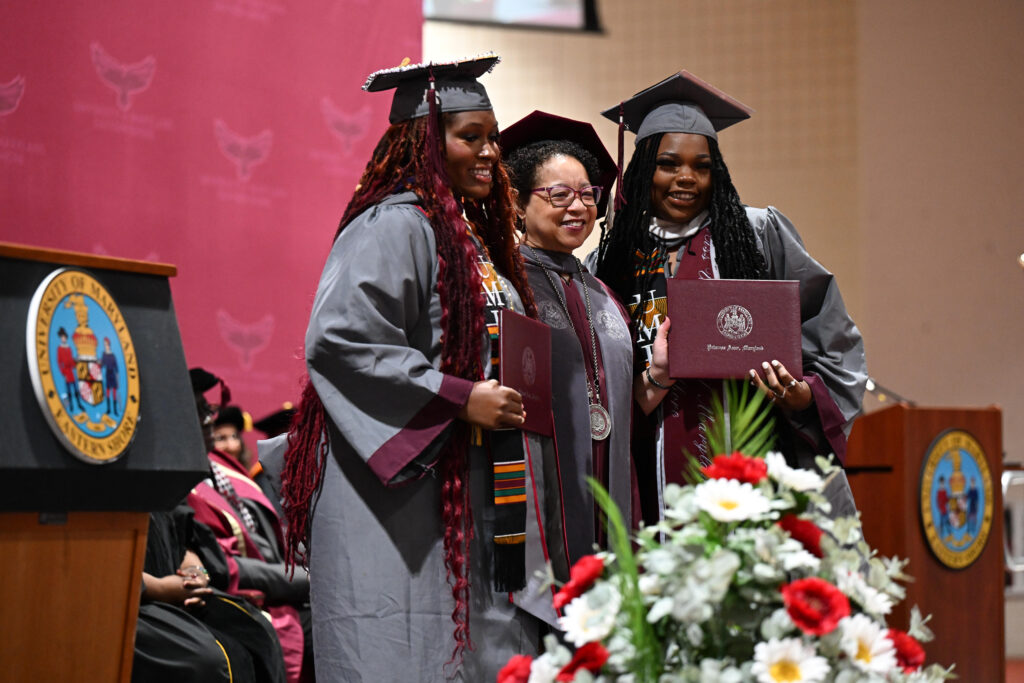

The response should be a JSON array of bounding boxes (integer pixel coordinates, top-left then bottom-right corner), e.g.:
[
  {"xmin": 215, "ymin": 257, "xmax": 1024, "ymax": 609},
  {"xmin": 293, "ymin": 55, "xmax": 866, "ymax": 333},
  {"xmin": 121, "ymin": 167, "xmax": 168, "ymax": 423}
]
[{"xmin": 526, "ymin": 245, "xmax": 611, "ymax": 441}]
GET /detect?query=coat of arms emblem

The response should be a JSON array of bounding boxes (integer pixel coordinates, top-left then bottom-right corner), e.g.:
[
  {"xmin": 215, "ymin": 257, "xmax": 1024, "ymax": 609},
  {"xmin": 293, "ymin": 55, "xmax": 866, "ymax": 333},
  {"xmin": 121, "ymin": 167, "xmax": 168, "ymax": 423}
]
[
  {"xmin": 26, "ymin": 268, "xmax": 141, "ymax": 464},
  {"xmin": 716, "ymin": 304, "xmax": 753, "ymax": 340},
  {"xmin": 919, "ymin": 429, "xmax": 993, "ymax": 569}
]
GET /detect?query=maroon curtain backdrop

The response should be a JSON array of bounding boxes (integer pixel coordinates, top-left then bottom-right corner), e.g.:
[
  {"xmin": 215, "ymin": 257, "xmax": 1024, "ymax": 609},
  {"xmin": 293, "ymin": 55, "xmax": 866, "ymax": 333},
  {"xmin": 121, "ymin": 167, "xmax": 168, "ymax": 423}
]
[{"xmin": 1, "ymin": 1, "xmax": 422, "ymax": 427}]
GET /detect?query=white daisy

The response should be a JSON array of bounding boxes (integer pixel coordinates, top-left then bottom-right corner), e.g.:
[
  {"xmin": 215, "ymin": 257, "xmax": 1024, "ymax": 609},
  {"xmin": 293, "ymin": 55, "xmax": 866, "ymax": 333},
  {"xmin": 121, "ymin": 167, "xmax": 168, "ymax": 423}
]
[
  {"xmin": 694, "ymin": 478, "xmax": 772, "ymax": 522},
  {"xmin": 766, "ymin": 452, "xmax": 824, "ymax": 492},
  {"xmin": 839, "ymin": 614, "xmax": 898, "ymax": 674},
  {"xmin": 558, "ymin": 582, "xmax": 621, "ymax": 647},
  {"xmin": 751, "ymin": 637, "xmax": 830, "ymax": 683}
]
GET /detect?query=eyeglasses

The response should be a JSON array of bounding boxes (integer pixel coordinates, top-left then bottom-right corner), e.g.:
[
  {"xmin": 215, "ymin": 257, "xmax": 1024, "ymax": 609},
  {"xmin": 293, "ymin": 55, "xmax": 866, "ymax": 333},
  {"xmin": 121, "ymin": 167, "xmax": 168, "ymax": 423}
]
[{"xmin": 531, "ymin": 184, "xmax": 602, "ymax": 208}]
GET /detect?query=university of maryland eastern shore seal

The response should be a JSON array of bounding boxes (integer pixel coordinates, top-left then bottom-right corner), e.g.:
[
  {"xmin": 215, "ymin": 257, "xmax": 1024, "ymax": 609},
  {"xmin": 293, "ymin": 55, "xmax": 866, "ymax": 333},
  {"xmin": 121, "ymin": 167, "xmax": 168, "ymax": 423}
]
[
  {"xmin": 919, "ymin": 429, "xmax": 993, "ymax": 569},
  {"xmin": 26, "ymin": 268, "xmax": 140, "ymax": 464}
]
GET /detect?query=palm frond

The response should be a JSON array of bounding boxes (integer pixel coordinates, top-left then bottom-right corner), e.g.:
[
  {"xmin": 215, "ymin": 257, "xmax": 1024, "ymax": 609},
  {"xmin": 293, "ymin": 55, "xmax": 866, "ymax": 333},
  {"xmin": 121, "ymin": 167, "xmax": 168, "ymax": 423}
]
[{"xmin": 704, "ymin": 379, "xmax": 776, "ymax": 458}]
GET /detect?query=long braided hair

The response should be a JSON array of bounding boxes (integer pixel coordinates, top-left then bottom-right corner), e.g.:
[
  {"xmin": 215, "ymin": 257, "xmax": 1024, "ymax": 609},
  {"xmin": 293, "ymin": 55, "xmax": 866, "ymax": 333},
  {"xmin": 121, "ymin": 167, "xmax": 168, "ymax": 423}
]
[
  {"xmin": 280, "ymin": 109, "xmax": 534, "ymax": 664},
  {"xmin": 594, "ymin": 133, "xmax": 766, "ymax": 329}
]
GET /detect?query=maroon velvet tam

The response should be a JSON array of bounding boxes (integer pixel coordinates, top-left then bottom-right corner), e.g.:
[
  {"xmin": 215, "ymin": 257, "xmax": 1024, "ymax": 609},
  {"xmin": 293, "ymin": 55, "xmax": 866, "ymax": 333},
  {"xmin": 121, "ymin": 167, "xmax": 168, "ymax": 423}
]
[{"xmin": 500, "ymin": 110, "xmax": 617, "ymax": 218}]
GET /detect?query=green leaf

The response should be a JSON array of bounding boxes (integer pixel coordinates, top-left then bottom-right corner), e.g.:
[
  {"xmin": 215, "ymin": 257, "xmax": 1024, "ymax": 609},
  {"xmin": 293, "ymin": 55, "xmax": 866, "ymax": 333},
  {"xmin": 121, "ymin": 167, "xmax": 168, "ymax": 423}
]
[
  {"xmin": 590, "ymin": 478, "xmax": 662, "ymax": 681},
  {"xmin": 703, "ymin": 380, "xmax": 776, "ymax": 458}
]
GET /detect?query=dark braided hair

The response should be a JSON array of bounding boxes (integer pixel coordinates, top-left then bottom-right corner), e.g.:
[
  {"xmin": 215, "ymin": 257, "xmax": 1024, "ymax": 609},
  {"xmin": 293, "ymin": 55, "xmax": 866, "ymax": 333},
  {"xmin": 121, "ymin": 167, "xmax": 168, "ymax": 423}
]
[
  {"xmin": 280, "ymin": 109, "xmax": 534, "ymax": 665},
  {"xmin": 594, "ymin": 133, "xmax": 766, "ymax": 328},
  {"xmin": 503, "ymin": 139, "xmax": 602, "ymax": 217}
]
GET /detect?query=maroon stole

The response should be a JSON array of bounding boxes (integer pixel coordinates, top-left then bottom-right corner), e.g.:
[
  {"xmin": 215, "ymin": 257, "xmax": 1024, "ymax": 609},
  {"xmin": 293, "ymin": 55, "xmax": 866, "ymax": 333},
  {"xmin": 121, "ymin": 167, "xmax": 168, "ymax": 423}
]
[
  {"xmin": 559, "ymin": 275, "xmax": 611, "ymax": 545},
  {"xmin": 659, "ymin": 228, "xmax": 722, "ymax": 484}
]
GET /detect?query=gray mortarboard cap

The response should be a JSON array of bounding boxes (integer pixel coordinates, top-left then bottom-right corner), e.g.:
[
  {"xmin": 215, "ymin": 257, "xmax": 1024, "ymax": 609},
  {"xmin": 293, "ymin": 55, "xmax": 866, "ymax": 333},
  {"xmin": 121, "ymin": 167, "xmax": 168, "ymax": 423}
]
[
  {"xmin": 601, "ymin": 70, "xmax": 754, "ymax": 143},
  {"xmin": 363, "ymin": 53, "xmax": 500, "ymax": 124}
]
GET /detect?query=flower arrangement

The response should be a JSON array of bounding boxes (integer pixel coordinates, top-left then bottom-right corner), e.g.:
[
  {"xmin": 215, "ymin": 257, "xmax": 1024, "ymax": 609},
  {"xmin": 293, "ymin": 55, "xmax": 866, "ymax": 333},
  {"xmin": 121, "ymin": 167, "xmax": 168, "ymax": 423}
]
[{"xmin": 499, "ymin": 384, "xmax": 953, "ymax": 683}]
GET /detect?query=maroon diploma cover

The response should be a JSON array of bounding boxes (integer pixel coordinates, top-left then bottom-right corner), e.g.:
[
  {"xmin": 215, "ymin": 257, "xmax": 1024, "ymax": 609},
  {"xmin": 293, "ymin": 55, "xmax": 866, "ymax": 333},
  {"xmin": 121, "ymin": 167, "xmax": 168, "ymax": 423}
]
[
  {"xmin": 666, "ymin": 279, "xmax": 802, "ymax": 380},
  {"xmin": 499, "ymin": 309, "xmax": 553, "ymax": 436}
]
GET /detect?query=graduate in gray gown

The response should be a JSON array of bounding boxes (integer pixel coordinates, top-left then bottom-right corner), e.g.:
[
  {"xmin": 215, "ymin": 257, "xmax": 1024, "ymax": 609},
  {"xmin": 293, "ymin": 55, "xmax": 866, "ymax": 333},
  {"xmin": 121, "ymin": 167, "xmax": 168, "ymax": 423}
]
[
  {"xmin": 501, "ymin": 111, "xmax": 638, "ymax": 570},
  {"xmin": 590, "ymin": 71, "xmax": 867, "ymax": 524},
  {"xmin": 264, "ymin": 55, "xmax": 560, "ymax": 682}
]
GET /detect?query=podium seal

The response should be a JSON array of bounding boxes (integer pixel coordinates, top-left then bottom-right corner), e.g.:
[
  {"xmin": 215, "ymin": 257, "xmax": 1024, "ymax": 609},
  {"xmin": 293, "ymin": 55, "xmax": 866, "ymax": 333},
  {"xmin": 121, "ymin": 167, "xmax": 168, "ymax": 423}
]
[
  {"xmin": 919, "ymin": 429, "xmax": 993, "ymax": 569},
  {"xmin": 26, "ymin": 268, "xmax": 141, "ymax": 464}
]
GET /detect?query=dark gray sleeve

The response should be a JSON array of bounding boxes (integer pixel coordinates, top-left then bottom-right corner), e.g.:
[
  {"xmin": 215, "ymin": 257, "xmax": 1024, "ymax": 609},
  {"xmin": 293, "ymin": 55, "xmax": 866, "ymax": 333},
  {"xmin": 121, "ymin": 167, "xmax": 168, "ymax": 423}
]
[{"xmin": 235, "ymin": 556, "xmax": 310, "ymax": 605}]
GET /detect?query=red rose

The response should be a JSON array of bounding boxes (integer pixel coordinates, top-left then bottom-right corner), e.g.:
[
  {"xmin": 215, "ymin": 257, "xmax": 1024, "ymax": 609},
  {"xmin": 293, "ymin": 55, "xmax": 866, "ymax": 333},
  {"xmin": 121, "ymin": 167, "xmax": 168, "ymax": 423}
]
[
  {"xmin": 497, "ymin": 654, "xmax": 533, "ymax": 683},
  {"xmin": 887, "ymin": 629, "xmax": 925, "ymax": 672},
  {"xmin": 556, "ymin": 642, "xmax": 609, "ymax": 681},
  {"xmin": 777, "ymin": 514, "xmax": 824, "ymax": 557},
  {"xmin": 701, "ymin": 451, "xmax": 767, "ymax": 484},
  {"xmin": 780, "ymin": 577, "xmax": 850, "ymax": 635},
  {"xmin": 553, "ymin": 555, "xmax": 605, "ymax": 610}
]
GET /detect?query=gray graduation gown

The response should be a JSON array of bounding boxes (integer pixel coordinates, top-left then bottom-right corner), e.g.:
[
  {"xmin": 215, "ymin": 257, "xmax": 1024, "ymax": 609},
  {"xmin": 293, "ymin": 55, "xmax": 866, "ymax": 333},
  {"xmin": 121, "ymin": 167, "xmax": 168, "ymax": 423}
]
[
  {"xmin": 289, "ymin": 193, "xmax": 554, "ymax": 682},
  {"xmin": 747, "ymin": 206, "xmax": 867, "ymax": 466},
  {"xmin": 520, "ymin": 245, "xmax": 634, "ymax": 569}
]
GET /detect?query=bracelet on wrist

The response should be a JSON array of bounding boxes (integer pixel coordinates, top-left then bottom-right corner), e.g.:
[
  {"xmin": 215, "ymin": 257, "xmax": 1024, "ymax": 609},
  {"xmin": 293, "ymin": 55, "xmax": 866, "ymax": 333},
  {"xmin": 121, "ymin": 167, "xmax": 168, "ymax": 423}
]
[{"xmin": 645, "ymin": 366, "xmax": 673, "ymax": 390}]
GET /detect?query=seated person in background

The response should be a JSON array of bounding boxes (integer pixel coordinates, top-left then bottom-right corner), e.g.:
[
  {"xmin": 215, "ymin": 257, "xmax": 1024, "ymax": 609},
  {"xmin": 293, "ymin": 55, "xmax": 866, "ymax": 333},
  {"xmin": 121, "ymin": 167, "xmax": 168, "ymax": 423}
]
[
  {"xmin": 187, "ymin": 368, "xmax": 313, "ymax": 683},
  {"xmin": 214, "ymin": 404, "xmax": 256, "ymax": 472},
  {"xmin": 134, "ymin": 502, "xmax": 286, "ymax": 683}
]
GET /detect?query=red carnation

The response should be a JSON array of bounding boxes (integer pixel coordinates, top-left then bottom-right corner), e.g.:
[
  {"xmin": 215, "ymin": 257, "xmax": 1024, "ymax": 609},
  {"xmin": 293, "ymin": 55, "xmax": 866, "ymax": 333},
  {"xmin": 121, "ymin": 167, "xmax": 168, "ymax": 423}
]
[
  {"xmin": 553, "ymin": 555, "xmax": 605, "ymax": 610},
  {"xmin": 701, "ymin": 451, "xmax": 767, "ymax": 484},
  {"xmin": 497, "ymin": 654, "xmax": 533, "ymax": 683},
  {"xmin": 780, "ymin": 577, "xmax": 850, "ymax": 635},
  {"xmin": 556, "ymin": 642, "xmax": 609, "ymax": 681},
  {"xmin": 887, "ymin": 629, "xmax": 926, "ymax": 672},
  {"xmin": 777, "ymin": 514, "xmax": 825, "ymax": 557}
]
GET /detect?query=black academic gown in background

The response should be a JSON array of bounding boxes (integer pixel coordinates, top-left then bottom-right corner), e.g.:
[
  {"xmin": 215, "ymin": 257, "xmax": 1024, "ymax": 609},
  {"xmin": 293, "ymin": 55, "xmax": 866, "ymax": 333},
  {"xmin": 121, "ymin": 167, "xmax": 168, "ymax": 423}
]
[{"xmin": 132, "ymin": 504, "xmax": 286, "ymax": 683}]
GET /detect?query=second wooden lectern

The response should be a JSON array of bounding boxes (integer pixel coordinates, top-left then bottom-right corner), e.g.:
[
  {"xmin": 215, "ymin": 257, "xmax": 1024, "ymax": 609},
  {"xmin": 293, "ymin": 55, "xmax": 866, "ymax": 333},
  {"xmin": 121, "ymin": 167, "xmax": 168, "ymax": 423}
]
[{"xmin": 846, "ymin": 403, "xmax": 1003, "ymax": 682}]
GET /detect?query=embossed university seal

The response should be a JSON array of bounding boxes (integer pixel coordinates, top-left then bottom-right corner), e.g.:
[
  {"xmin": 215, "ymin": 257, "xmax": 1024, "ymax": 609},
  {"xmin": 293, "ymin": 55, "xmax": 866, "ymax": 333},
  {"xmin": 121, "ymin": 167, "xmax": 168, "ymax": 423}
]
[
  {"xmin": 26, "ymin": 268, "xmax": 141, "ymax": 464},
  {"xmin": 919, "ymin": 429, "xmax": 993, "ymax": 569},
  {"xmin": 521, "ymin": 346, "xmax": 537, "ymax": 386},
  {"xmin": 716, "ymin": 304, "xmax": 753, "ymax": 340}
]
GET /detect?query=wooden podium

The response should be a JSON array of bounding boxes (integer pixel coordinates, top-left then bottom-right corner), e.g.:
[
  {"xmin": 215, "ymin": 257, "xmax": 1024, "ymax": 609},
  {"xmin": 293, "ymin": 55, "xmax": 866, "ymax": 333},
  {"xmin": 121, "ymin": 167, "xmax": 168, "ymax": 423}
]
[
  {"xmin": 0, "ymin": 244, "xmax": 209, "ymax": 682},
  {"xmin": 846, "ymin": 403, "xmax": 1003, "ymax": 682}
]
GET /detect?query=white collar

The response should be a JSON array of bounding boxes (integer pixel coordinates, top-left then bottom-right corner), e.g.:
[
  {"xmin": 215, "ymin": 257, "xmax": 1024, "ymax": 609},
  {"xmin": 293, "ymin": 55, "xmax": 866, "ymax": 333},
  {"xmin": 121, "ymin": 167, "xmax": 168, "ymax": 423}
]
[{"xmin": 648, "ymin": 211, "xmax": 709, "ymax": 241}]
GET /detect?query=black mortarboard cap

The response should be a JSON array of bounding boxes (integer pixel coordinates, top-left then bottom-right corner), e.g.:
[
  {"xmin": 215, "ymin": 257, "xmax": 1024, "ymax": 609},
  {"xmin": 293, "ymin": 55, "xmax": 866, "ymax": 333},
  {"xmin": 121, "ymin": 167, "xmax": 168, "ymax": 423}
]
[
  {"xmin": 253, "ymin": 402, "xmax": 295, "ymax": 438},
  {"xmin": 189, "ymin": 367, "xmax": 219, "ymax": 394},
  {"xmin": 188, "ymin": 366, "xmax": 232, "ymax": 406},
  {"xmin": 363, "ymin": 53, "xmax": 500, "ymax": 124},
  {"xmin": 601, "ymin": 70, "xmax": 754, "ymax": 144},
  {"xmin": 500, "ymin": 110, "xmax": 618, "ymax": 218},
  {"xmin": 214, "ymin": 405, "xmax": 247, "ymax": 432}
]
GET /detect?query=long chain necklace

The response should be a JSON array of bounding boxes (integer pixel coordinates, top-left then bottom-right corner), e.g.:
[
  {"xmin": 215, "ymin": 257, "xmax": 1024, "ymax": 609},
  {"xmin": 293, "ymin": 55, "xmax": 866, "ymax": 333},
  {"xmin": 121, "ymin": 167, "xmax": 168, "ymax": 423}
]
[{"xmin": 525, "ymin": 245, "xmax": 611, "ymax": 441}]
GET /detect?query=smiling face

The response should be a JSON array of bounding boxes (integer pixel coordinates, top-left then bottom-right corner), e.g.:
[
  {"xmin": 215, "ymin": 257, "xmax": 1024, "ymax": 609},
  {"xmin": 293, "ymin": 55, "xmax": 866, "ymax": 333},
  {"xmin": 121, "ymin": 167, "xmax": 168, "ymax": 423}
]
[
  {"xmin": 521, "ymin": 154, "xmax": 597, "ymax": 254},
  {"xmin": 444, "ymin": 110, "xmax": 500, "ymax": 200},
  {"xmin": 649, "ymin": 132, "xmax": 713, "ymax": 224}
]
